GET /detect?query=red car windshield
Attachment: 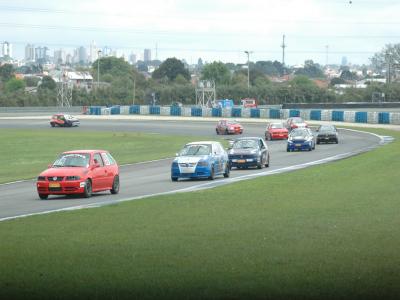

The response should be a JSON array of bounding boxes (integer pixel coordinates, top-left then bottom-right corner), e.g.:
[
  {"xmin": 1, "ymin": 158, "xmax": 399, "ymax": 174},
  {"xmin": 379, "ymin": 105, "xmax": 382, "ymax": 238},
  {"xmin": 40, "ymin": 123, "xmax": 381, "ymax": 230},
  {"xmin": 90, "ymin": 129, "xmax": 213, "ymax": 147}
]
[{"xmin": 53, "ymin": 153, "xmax": 90, "ymax": 167}]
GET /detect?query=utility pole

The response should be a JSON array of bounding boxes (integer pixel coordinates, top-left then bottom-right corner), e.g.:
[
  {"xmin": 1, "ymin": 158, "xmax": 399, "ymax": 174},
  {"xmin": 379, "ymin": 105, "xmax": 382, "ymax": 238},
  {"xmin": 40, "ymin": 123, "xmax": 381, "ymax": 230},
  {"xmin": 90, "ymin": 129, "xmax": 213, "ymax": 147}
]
[
  {"xmin": 281, "ymin": 35, "xmax": 286, "ymax": 66},
  {"xmin": 244, "ymin": 51, "xmax": 252, "ymax": 94},
  {"xmin": 97, "ymin": 50, "xmax": 102, "ymax": 89}
]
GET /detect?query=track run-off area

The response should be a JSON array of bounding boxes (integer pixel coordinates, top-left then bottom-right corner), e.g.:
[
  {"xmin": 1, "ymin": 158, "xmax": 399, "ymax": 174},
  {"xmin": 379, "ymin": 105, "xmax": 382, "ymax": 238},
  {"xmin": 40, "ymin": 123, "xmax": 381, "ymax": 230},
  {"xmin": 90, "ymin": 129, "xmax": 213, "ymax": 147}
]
[{"xmin": 0, "ymin": 116, "xmax": 390, "ymax": 221}]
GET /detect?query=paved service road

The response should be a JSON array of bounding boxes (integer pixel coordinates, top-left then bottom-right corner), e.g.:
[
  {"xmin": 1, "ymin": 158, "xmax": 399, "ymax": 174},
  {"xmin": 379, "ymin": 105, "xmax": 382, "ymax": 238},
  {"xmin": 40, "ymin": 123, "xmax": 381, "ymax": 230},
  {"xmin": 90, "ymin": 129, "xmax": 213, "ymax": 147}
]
[{"xmin": 0, "ymin": 118, "xmax": 383, "ymax": 220}]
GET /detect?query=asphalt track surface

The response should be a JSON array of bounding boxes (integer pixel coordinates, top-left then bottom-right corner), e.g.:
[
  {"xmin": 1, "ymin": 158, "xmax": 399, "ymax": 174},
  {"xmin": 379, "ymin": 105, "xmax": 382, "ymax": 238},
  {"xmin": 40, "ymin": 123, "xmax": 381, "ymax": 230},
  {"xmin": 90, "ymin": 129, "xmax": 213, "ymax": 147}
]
[{"xmin": 0, "ymin": 118, "xmax": 383, "ymax": 221}]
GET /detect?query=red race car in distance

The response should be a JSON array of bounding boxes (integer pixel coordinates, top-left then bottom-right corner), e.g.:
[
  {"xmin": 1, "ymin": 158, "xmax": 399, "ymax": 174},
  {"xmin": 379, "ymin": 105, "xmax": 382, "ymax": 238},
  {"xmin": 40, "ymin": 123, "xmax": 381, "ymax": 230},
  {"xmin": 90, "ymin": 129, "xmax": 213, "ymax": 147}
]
[
  {"xmin": 285, "ymin": 117, "xmax": 308, "ymax": 132},
  {"xmin": 265, "ymin": 122, "xmax": 289, "ymax": 140},
  {"xmin": 50, "ymin": 114, "xmax": 80, "ymax": 127},
  {"xmin": 36, "ymin": 150, "xmax": 119, "ymax": 200},
  {"xmin": 216, "ymin": 119, "xmax": 243, "ymax": 135}
]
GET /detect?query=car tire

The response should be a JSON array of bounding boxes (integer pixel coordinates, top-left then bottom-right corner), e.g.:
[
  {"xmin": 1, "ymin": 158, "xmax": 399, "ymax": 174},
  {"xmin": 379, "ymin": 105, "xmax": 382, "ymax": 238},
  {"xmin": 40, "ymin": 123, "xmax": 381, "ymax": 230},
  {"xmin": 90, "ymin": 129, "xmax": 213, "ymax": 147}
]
[
  {"xmin": 50, "ymin": 123, "xmax": 55, "ymax": 127},
  {"xmin": 257, "ymin": 156, "xmax": 263, "ymax": 169},
  {"xmin": 223, "ymin": 162, "xmax": 230, "ymax": 178},
  {"xmin": 209, "ymin": 166, "xmax": 215, "ymax": 180},
  {"xmin": 171, "ymin": 176, "xmax": 178, "ymax": 182},
  {"xmin": 110, "ymin": 175, "xmax": 120, "ymax": 194},
  {"xmin": 225, "ymin": 129, "xmax": 228, "ymax": 135},
  {"xmin": 312, "ymin": 142, "xmax": 315, "ymax": 150},
  {"xmin": 287, "ymin": 148, "xmax": 290, "ymax": 152},
  {"xmin": 335, "ymin": 139, "xmax": 339, "ymax": 144},
  {"xmin": 265, "ymin": 155, "xmax": 270, "ymax": 167},
  {"xmin": 317, "ymin": 140, "xmax": 320, "ymax": 144},
  {"xmin": 216, "ymin": 129, "xmax": 219, "ymax": 135},
  {"xmin": 38, "ymin": 193, "xmax": 48, "ymax": 200},
  {"xmin": 83, "ymin": 179, "xmax": 92, "ymax": 198}
]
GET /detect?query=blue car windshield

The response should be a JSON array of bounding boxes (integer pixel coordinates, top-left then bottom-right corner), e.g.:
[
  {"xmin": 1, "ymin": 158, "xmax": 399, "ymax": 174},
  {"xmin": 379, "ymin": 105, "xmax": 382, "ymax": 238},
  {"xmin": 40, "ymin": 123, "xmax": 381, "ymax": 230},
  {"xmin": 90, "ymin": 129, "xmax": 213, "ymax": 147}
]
[
  {"xmin": 291, "ymin": 130, "xmax": 308, "ymax": 138},
  {"xmin": 179, "ymin": 144, "xmax": 211, "ymax": 156},
  {"xmin": 53, "ymin": 153, "xmax": 90, "ymax": 167},
  {"xmin": 232, "ymin": 140, "xmax": 258, "ymax": 149}
]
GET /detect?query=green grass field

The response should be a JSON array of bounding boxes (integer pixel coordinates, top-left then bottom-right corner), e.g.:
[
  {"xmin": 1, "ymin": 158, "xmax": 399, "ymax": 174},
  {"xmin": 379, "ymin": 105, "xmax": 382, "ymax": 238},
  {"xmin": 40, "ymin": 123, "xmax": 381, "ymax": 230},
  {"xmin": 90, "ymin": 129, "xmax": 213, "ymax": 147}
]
[
  {"xmin": 0, "ymin": 128, "xmax": 399, "ymax": 299},
  {"xmin": 0, "ymin": 129, "xmax": 219, "ymax": 183}
]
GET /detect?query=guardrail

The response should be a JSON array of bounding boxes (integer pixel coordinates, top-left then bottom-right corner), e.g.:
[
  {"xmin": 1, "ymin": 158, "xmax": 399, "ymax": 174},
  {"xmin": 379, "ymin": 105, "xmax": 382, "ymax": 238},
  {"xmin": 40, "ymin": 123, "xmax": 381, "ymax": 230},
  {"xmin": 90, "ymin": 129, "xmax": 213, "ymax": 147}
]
[{"xmin": 88, "ymin": 105, "xmax": 400, "ymax": 125}]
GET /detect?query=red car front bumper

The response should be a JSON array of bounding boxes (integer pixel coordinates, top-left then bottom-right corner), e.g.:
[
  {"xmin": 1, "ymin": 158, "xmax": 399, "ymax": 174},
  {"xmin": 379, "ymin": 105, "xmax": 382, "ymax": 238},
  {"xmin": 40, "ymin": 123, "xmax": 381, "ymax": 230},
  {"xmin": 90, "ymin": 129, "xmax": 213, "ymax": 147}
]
[{"xmin": 37, "ymin": 181, "xmax": 85, "ymax": 195}]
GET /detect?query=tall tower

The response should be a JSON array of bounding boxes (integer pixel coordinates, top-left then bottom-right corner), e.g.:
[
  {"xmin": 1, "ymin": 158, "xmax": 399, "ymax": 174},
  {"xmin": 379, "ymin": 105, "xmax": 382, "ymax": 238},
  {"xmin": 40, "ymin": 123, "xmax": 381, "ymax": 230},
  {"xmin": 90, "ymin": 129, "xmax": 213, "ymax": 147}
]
[
  {"xmin": 144, "ymin": 48, "xmax": 151, "ymax": 62},
  {"xmin": 25, "ymin": 44, "xmax": 35, "ymax": 62},
  {"xmin": 281, "ymin": 35, "xmax": 286, "ymax": 66},
  {"xmin": 2, "ymin": 41, "xmax": 12, "ymax": 58}
]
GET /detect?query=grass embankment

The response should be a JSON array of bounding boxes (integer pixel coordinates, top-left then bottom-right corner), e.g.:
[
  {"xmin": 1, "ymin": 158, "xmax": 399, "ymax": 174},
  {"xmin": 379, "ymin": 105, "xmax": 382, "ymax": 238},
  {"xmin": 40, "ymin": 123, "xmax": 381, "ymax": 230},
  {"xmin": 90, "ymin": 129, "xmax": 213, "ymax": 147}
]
[
  {"xmin": 0, "ymin": 129, "xmax": 213, "ymax": 183},
  {"xmin": 1, "ymin": 128, "xmax": 400, "ymax": 299}
]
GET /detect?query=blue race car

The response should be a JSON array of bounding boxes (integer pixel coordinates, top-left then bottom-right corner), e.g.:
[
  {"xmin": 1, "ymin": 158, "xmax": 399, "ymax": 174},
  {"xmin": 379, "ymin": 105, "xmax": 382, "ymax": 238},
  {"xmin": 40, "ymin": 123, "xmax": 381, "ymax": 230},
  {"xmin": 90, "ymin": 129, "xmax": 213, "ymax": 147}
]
[
  {"xmin": 287, "ymin": 128, "xmax": 316, "ymax": 152},
  {"xmin": 171, "ymin": 141, "xmax": 230, "ymax": 181}
]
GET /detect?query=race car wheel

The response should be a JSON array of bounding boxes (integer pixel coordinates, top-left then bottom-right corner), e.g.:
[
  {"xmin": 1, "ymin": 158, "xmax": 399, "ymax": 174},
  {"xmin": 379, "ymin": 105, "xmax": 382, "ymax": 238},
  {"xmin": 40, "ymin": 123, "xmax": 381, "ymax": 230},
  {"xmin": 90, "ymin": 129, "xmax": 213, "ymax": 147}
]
[
  {"xmin": 225, "ymin": 129, "xmax": 228, "ymax": 135},
  {"xmin": 223, "ymin": 162, "xmax": 230, "ymax": 178},
  {"xmin": 287, "ymin": 148, "xmax": 290, "ymax": 152},
  {"xmin": 38, "ymin": 193, "xmax": 48, "ymax": 200},
  {"xmin": 209, "ymin": 166, "xmax": 215, "ymax": 180},
  {"xmin": 216, "ymin": 129, "xmax": 219, "ymax": 135},
  {"xmin": 267, "ymin": 134, "xmax": 271, "ymax": 141},
  {"xmin": 171, "ymin": 176, "xmax": 178, "ymax": 182},
  {"xmin": 265, "ymin": 155, "xmax": 270, "ymax": 167},
  {"xmin": 317, "ymin": 140, "xmax": 320, "ymax": 144},
  {"xmin": 110, "ymin": 175, "xmax": 120, "ymax": 194},
  {"xmin": 335, "ymin": 139, "xmax": 339, "ymax": 144},
  {"xmin": 50, "ymin": 123, "xmax": 55, "ymax": 127},
  {"xmin": 257, "ymin": 157, "xmax": 263, "ymax": 169},
  {"xmin": 83, "ymin": 179, "xmax": 92, "ymax": 198}
]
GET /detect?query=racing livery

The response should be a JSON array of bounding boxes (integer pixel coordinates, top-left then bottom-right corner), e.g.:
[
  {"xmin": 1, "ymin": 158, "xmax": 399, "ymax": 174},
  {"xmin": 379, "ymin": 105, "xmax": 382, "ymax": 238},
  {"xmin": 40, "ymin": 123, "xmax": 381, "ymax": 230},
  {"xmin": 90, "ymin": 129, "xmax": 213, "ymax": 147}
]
[
  {"xmin": 171, "ymin": 141, "xmax": 230, "ymax": 181},
  {"xmin": 36, "ymin": 150, "xmax": 119, "ymax": 199},
  {"xmin": 50, "ymin": 114, "xmax": 80, "ymax": 127},
  {"xmin": 287, "ymin": 128, "xmax": 316, "ymax": 152}
]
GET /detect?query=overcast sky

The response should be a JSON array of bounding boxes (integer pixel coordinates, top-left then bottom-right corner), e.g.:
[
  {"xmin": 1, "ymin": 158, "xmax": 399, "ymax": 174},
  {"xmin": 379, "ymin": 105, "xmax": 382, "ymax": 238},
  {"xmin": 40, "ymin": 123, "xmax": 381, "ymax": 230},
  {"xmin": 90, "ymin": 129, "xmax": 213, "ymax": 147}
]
[{"xmin": 1, "ymin": 0, "xmax": 400, "ymax": 65}]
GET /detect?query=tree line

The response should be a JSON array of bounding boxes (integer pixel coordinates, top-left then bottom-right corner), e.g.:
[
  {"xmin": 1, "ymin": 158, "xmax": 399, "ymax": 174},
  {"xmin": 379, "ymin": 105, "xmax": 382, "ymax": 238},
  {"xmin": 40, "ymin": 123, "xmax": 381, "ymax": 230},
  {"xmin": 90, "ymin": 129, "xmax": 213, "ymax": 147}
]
[{"xmin": 1, "ymin": 45, "xmax": 400, "ymax": 107}]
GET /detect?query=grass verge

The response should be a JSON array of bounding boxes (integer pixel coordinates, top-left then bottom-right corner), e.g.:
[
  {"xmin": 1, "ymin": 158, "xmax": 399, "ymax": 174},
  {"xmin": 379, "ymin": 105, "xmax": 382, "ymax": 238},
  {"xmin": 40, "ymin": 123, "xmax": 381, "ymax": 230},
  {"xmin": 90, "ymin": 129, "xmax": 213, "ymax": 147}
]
[
  {"xmin": 0, "ymin": 128, "xmax": 399, "ymax": 299},
  {"xmin": 0, "ymin": 128, "xmax": 216, "ymax": 183}
]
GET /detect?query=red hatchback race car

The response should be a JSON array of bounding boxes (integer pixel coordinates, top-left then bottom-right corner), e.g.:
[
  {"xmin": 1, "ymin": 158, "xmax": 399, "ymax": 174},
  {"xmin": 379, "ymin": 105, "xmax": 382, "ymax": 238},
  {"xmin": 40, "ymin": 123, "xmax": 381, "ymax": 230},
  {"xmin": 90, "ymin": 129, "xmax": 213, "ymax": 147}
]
[
  {"xmin": 285, "ymin": 117, "xmax": 308, "ymax": 132},
  {"xmin": 36, "ymin": 150, "xmax": 119, "ymax": 200},
  {"xmin": 265, "ymin": 122, "xmax": 289, "ymax": 140},
  {"xmin": 216, "ymin": 119, "xmax": 243, "ymax": 135},
  {"xmin": 50, "ymin": 114, "xmax": 80, "ymax": 127}
]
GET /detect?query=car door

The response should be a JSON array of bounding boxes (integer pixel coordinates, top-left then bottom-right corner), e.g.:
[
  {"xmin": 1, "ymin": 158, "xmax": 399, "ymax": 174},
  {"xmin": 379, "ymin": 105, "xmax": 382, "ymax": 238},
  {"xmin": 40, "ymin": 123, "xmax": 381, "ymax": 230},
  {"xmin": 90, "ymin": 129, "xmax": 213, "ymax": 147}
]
[
  {"xmin": 211, "ymin": 144, "xmax": 222, "ymax": 174},
  {"xmin": 259, "ymin": 139, "xmax": 267, "ymax": 163},
  {"xmin": 101, "ymin": 152, "xmax": 115, "ymax": 188},
  {"xmin": 90, "ymin": 152, "xmax": 107, "ymax": 191}
]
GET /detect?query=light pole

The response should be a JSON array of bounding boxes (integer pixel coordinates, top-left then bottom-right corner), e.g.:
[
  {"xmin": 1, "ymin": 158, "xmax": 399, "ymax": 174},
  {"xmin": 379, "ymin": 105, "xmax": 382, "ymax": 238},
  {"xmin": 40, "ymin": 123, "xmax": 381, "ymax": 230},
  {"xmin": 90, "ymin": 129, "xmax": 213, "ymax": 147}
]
[
  {"xmin": 244, "ymin": 51, "xmax": 252, "ymax": 94},
  {"xmin": 97, "ymin": 50, "xmax": 102, "ymax": 90}
]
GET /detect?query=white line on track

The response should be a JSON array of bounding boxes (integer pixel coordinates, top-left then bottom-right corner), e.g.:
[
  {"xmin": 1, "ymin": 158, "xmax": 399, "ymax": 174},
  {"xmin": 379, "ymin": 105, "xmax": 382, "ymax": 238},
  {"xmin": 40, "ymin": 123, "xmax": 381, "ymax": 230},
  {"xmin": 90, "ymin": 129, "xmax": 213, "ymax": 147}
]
[{"xmin": 0, "ymin": 130, "xmax": 392, "ymax": 223}]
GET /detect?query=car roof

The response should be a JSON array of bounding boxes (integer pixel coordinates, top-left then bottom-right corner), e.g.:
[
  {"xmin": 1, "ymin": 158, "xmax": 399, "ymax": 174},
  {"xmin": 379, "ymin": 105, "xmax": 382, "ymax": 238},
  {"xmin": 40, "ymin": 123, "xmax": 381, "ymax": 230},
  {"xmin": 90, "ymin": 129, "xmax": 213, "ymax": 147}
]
[
  {"xmin": 233, "ymin": 137, "xmax": 260, "ymax": 141},
  {"xmin": 62, "ymin": 150, "xmax": 108, "ymax": 154},
  {"xmin": 186, "ymin": 141, "xmax": 219, "ymax": 146}
]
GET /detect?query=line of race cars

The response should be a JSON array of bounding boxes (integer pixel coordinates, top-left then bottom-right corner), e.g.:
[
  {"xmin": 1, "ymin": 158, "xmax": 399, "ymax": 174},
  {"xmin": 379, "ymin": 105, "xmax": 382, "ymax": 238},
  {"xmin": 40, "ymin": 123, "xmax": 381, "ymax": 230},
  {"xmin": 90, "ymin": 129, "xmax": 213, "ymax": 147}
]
[{"xmin": 38, "ymin": 116, "xmax": 339, "ymax": 198}]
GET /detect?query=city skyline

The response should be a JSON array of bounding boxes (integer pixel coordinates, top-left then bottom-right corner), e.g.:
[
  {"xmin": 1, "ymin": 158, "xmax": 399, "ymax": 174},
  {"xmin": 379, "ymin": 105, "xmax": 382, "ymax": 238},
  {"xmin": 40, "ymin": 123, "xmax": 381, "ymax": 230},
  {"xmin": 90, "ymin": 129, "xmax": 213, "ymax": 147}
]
[{"xmin": 1, "ymin": 0, "xmax": 400, "ymax": 65}]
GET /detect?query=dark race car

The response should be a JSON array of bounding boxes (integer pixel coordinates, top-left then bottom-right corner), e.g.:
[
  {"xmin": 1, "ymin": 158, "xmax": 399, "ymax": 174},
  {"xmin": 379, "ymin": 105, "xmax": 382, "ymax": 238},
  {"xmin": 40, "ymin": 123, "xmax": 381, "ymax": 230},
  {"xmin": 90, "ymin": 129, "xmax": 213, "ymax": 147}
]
[
  {"xmin": 228, "ymin": 137, "xmax": 270, "ymax": 169},
  {"xmin": 50, "ymin": 114, "xmax": 80, "ymax": 127},
  {"xmin": 316, "ymin": 124, "xmax": 339, "ymax": 144}
]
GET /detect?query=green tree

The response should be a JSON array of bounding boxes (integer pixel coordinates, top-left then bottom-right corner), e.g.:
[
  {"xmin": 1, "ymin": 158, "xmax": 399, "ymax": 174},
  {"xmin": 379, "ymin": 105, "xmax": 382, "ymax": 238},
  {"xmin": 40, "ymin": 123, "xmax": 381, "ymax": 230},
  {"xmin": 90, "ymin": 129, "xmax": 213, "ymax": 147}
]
[
  {"xmin": 152, "ymin": 58, "xmax": 190, "ymax": 81},
  {"xmin": 201, "ymin": 61, "xmax": 231, "ymax": 85},
  {"xmin": 294, "ymin": 60, "xmax": 324, "ymax": 78},
  {"xmin": 39, "ymin": 76, "xmax": 57, "ymax": 90},
  {"xmin": 0, "ymin": 64, "xmax": 14, "ymax": 83},
  {"xmin": 5, "ymin": 78, "xmax": 26, "ymax": 93}
]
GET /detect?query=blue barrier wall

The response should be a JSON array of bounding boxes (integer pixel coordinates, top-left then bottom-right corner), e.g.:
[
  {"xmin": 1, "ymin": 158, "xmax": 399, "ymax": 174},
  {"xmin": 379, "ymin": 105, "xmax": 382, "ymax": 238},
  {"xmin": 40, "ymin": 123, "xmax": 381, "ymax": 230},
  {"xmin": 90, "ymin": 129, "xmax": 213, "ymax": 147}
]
[
  {"xmin": 250, "ymin": 108, "xmax": 260, "ymax": 118},
  {"xmin": 170, "ymin": 106, "xmax": 181, "ymax": 116},
  {"xmin": 269, "ymin": 109, "xmax": 280, "ymax": 119},
  {"xmin": 110, "ymin": 106, "xmax": 120, "ymax": 115},
  {"xmin": 355, "ymin": 111, "xmax": 368, "ymax": 123},
  {"xmin": 90, "ymin": 106, "xmax": 101, "ymax": 115},
  {"xmin": 378, "ymin": 112, "xmax": 390, "ymax": 124},
  {"xmin": 212, "ymin": 107, "xmax": 222, "ymax": 117},
  {"xmin": 310, "ymin": 110, "xmax": 322, "ymax": 121},
  {"xmin": 191, "ymin": 107, "xmax": 202, "ymax": 117},
  {"xmin": 231, "ymin": 107, "xmax": 242, "ymax": 118},
  {"xmin": 289, "ymin": 109, "xmax": 300, "ymax": 117},
  {"xmin": 129, "ymin": 105, "xmax": 140, "ymax": 114},
  {"xmin": 332, "ymin": 110, "xmax": 344, "ymax": 122},
  {"xmin": 149, "ymin": 106, "xmax": 160, "ymax": 115},
  {"xmin": 87, "ymin": 105, "xmax": 399, "ymax": 125}
]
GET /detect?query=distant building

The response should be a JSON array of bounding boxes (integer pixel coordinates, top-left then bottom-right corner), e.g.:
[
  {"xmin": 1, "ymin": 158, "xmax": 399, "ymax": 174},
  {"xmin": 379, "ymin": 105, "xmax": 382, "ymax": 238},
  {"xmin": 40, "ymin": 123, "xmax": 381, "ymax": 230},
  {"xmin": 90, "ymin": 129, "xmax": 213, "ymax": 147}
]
[
  {"xmin": 144, "ymin": 48, "xmax": 151, "ymax": 62},
  {"xmin": 89, "ymin": 41, "xmax": 98, "ymax": 63},
  {"xmin": 1, "ymin": 41, "xmax": 12, "ymax": 58},
  {"xmin": 25, "ymin": 44, "xmax": 35, "ymax": 62},
  {"xmin": 35, "ymin": 46, "xmax": 49, "ymax": 63},
  {"xmin": 341, "ymin": 56, "xmax": 348, "ymax": 66},
  {"xmin": 78, "ymin": 46, "xmax": 87, "ymax": 65},
  {"xmin": 53, "ymin": 49, "xmax": 66, "ymax": 65},
  {"xmin": 129, "ymin": 53, "xmax": 137, "ymax": 64}
]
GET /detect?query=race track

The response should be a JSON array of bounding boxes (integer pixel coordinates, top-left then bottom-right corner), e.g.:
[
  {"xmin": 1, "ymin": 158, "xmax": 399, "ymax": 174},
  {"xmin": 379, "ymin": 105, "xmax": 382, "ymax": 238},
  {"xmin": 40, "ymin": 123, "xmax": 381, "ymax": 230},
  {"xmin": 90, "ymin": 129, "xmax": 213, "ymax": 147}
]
[{"xmin": 0, "ymin": 118, "xmax": 382, "ymax": 221}]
